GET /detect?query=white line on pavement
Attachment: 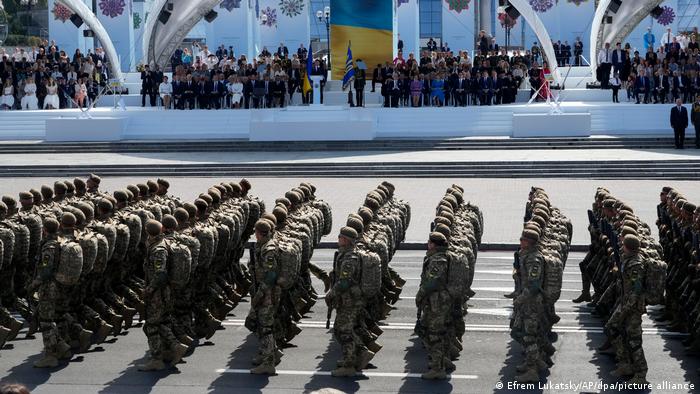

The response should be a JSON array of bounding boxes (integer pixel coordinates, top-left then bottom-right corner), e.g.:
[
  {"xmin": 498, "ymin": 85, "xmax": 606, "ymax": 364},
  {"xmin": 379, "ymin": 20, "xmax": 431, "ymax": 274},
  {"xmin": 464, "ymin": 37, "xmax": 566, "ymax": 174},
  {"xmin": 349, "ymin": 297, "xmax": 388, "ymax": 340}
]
[
  {"xmin": 400, "ymin": 277, "xmax": 581, "ymax": 283},
  {"xmin": 216, "ymin": 368, "xmax": 479, "ymax": 379}
]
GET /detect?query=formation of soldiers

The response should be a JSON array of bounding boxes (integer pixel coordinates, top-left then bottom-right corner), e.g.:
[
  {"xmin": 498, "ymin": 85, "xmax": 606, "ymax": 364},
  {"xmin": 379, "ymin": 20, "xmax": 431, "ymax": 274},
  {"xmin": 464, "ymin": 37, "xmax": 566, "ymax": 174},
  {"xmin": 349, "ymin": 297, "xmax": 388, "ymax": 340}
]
[
  {"xmin": 656, "ymin": 187, "xmax": 700, "ymax": 375},
  {"xmin": 245, "ymin": 183, "xmax": 333, "ymax": 375},
  {"xmin": 416, "ymin": 185, "xmax": 483, "ymax": 379},
  {"xmin": 573, "ymin": 188, "xmax": 666, "ymax": 384},
  {"xmin": 509, "ymin": 187, "xmax": 571, "ymax": 383},
  {"xmin": 0, "ymin": 175, "xmax": 269, "ymax": 370},
  {"xmin": 327, "ymin": 181, "xmax": 410, "ymax": 377}
]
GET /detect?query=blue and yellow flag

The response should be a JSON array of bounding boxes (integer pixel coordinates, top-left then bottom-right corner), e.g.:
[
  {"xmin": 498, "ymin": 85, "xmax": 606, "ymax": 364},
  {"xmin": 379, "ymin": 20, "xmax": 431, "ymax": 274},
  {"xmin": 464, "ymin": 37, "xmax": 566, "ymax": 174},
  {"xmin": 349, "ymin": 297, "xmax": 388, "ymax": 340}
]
[
  {"xmin": 342, "ymin": 42, "xmax": 355, "ymax": 90},
  {"xmin": 330, "ymin": 0, "xmax": 393, "ymax": 80},
  {"xmin": 302, "ymin": 41, "xmax": 313, "ymax": 95}
]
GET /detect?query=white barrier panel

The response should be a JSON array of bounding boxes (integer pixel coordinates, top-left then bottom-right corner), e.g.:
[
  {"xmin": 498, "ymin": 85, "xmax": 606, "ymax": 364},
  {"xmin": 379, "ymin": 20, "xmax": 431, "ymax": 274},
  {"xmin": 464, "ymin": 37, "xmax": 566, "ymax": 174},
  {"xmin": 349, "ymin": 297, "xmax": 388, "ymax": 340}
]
[
  {"xmin": 45, "ymin": 117, "xmax": 127, "ymax": 142},
  {"xmin": 512, "ymin": 113, "xmax": 591, "ymax": 137},
  {"xmin": 250, "ymin": 106, "xmax": 376, "ymax": 141}
]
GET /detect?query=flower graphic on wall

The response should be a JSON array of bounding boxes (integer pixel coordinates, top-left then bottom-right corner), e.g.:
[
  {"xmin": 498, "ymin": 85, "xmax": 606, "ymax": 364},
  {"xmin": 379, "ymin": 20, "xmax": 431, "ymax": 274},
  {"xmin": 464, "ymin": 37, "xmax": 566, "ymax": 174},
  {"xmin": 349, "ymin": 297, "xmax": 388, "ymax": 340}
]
[
  {"xmin": 498, "ymin": 12, "xmax": 517, "ymax": 28},
  {"xmin": 279, "ymin": 0, "xmax": 305, "ymax": 17},
  {"xmin": 260, "ymin": 7, "xmax": 277, "ymax": 27},
  {"xmin": 220, "ymin": 0, "xmax": 242, "ymax": 12},
  {"xmin": 99, "ymin": 0, "xmax": 126, "ymax": 18},
  {"xmin": 655, "ymin": 5, "xmax": 675, "ymax": 26},
  {"xmin": 52, "ymin": 1, "xmax": 73, "ymax": 23},
  {"xmin": 567, "ymin": 0, "xmax": 588, "ymax": 5},
  {"xmin": 529, "ymin": 0, "xmax": 554, "ymax": 13},
  {"xmin": 445, "ymin": 0, "xmax": 470, "ymax": 13},
  {"xmin": 133, "ymin": 12, "xmax": 141, "ymax": 29}
]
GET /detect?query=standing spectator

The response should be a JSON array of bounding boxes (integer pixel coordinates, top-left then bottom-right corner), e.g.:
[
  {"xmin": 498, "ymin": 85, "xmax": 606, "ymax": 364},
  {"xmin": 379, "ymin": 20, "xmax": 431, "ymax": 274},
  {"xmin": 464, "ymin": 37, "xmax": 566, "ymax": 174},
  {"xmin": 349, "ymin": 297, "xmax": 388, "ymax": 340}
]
[
  {"xmin": 644, "ymin": 27, "xmax": 656, "ymax": 51},
  {"xmin": 354, "ymin": 63, "xmax": 366, "ymax": 107},
  {"xmin": 276, "ymin": 42, "xmax": 289, "ymax": 59},
  {"xmin": 427, "ymin": 37, "xmax": 437, "ymax": 52},
  {"xmin": 662, "ymin": 28, "xmax": 674, "ymax": 53},
  {"xmin": 478, "ymin": 32, "xmax": 489, "ymax": 56},
  {"xmin": 371, "ymin": 64, "xmax": 381, "ymax": 92},
  {"xmin": 611, "ymin": 42, "xmax": 626, "ymax": 75},
  {"xmin": 141, "ymin": 65, "xmax": 157, "ymax": 107},
  {"xmin": 1, "ymin": 79, "xmax": 14, "ymax": 109},
  {"xmin": 181, "ymin": 48, "xmax": 193, "ymax": 67},
  {"xmin": 610, "ymin": 71, "xmax": 622, "ymax": 103},
  {"xmin": 574, "ymin": 37, "xmax": 584, "ymax": 66},
  {"xmin": 597, "ymin": 42, "xmax": 613, "ymax": 88},
  {"xmin": 692, "ymin": 95, "xmax": 700, "ymax": 148},
  {"xmin": 159, "ymin": 75, "xmax": 172, "ymax": 109},
  {"xmin": 297, "ymin": 43, "xmax": 308, "ymax": 60},
  {"xmin": 670, "ymin": 98, "xmax": 689, "ymax": 149}
]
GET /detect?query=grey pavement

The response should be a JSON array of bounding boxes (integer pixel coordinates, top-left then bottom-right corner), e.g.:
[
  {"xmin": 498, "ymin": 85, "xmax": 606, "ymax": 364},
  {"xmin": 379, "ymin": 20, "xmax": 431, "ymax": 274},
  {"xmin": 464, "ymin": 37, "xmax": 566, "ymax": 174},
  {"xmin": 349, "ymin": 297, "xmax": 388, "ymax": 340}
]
[
  {"xmin": 1, "ymin": 251, "xmax": 697, "ymax": 394},
  {"xmin": 1, "ymin": 148, "xmax": 700, "ymax": 166},
  {"xmin": 0, "ymin": 176, "xmax": 696, "ymax": 245}
]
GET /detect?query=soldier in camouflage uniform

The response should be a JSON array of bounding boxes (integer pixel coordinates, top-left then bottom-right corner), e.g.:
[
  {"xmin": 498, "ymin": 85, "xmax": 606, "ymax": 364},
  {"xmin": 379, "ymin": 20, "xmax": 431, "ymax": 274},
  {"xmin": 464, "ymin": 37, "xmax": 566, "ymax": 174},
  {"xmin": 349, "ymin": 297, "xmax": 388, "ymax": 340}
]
[
  {"xmin": 328, "ymin": 226, "xmax": 375, "ymax": 377},
  {"xmin": 248, "ymin": 219, "xmax": 281, "ymax": 375},
  {"xmin": 0, "ymin": 201, "xmax": 23, "ymax": 345},
  {"xmin": 138, "ymin": 219, "xmax": 187, "ymax": 371}
]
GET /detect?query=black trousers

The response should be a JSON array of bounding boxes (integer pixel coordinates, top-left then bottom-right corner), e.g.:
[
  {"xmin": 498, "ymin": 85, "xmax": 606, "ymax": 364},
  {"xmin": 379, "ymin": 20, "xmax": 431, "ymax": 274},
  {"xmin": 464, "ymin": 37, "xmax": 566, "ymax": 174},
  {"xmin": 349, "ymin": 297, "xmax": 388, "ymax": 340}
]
[
  {"xmin": 611, "ymin": 87, "xmax": 619, "ymax": 103},
  {"xmin": 355, "ymin": 88, "xmax": 364, "ymax": 107},
  {"xmin": 695, "ymin": 124, "xmax": 700, "ymax": 148},
  {"xmin": 674, "ymin": 127, "xmax": 686, "ymax": 149},
  {"xmin": 599, "ymin": 63, "xmax": 612, "ymax": 88}
]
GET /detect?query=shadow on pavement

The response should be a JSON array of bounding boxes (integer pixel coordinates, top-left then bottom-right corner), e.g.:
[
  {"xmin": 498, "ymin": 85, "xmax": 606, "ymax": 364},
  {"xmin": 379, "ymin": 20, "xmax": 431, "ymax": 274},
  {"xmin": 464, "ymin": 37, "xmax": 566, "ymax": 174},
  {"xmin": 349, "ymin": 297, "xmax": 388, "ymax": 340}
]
[
  {"xmin": 207, "ymin": 331, "xmax": 272, "ymax": 393},
  {"xmin": 98, "ymin": 351, "xmax": 181, "ymax": 394},
  {"xmin": 0, "ymin": 351, "xmax": 70, "ymax": 392},
  {"xmin": 396, "ymin": 334, "xmax": 453, "ymax": 394}
]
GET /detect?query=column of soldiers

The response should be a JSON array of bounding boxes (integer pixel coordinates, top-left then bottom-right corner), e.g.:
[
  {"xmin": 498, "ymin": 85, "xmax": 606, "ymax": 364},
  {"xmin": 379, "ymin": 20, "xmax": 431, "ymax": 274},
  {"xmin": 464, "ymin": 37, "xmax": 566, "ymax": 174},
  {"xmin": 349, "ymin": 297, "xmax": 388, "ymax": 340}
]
[
  {"xmin": 0, "ymin": 175, "xmax": 268, "ymax": 371},
  {"xmin": 245, "ymin": 183, "xmax": 332, "ymax": 375},
  {"xmin": 327, "ymin": 181, "xmax": 411, "ymax": 377},
  {"xmin": 416, "ymin": 185, "xmax": 483, "ymax": 380},
  {"xmin": 573, "ymin": 188, "xmax": 665, "ymax": 385},
  {"xmin": 509, "ymin": 187, "xmax": 571, "ymax": 383},
  {"xmin": 656, "ymin": 187, "xmax": 700, "ymax": 375}
]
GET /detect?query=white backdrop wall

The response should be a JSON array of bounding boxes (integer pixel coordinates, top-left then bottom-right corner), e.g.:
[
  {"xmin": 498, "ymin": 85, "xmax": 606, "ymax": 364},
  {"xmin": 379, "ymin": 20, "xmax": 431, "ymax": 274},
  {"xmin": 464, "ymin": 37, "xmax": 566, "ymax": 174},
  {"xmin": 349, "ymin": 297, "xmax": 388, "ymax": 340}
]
[
  {"xmin": 48, "ymin": 0, "xmax": 92, "ymax": 57},
  {"xmin": 441, "ymin": 0, "xmax": 476, "ymax": 53},
  {"xmin": 257, "ymin": 0, "xmax": 310, "ymax": 57},
  {"xmin": 95, "ymin": 0, "xmax": 135, "ymax": 71},
  {"xmin": 205, "ymin": 0, "xmax": 256, "ymax": 59},
  {"xmin": 521, "ymin": 0, "xmax": 595, "ymax": 53},
  {"xmin": 397, "ymin": 0, "xmax": 420, "ymax": 57}
]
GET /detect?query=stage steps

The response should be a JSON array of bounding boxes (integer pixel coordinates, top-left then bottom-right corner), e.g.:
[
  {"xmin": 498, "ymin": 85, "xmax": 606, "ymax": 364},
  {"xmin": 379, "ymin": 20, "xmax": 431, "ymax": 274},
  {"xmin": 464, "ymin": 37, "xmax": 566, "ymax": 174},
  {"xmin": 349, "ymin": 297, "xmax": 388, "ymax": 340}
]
[
  {"xmin": 0, "ymin": 137, "xmax": 687, "ymax": 153},
  {"xmin": 0, "ymin": 159, "xmax": 699, "ymax": 179}
]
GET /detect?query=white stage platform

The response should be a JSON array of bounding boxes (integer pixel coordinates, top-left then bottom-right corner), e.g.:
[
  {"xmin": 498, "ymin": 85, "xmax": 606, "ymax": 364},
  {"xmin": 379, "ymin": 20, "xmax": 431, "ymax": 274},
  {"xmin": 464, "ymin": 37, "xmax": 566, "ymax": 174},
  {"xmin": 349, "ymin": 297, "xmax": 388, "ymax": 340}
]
[{"xmin": 0, "ymin": 102, "xmax": 686, "ymax": 142}]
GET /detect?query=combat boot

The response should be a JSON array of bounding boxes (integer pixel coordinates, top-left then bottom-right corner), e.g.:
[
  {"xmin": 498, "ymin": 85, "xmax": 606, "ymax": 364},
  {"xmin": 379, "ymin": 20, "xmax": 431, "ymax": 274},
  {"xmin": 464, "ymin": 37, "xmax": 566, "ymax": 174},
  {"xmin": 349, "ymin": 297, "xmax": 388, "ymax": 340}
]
[
  {"xmin": 355, "ymin": 349, "xmax": 375, "ymax": 370},
  {"xmin": 421, "ymin": 368, "xmax": 447, "ymax": 380},
  {"xmin": 0, "ymin": 326, "xmax": 10, "ymax": 348},
  {"xmin": 205, "ymin": 317, "xmax": 221, "ymax": 339},
  {"xmin": 543, "ymin": 342, "xmax": 556, "ymax": 356},
  {"xmin": 250, "ymin": 363, "xmax": 276, "ymax": 375},
  {"xmin": 26, "ymin": 317, "xmax": 38, "ymax": 338},
  {"xmin": 94, "ymin": 322, "xmax": 113, "ymax": 344},
  {"xmin": 444, "ymin": 358, "xmax": 456, "ymax": 373},
  {"xmin": 514, "ymin": 368, "xmax": 540, "ymax": 383},
  {"xmin": 56, "ymin": 341, "xmax": 73, "ymax": 360},
  {"xmin": 610, "ymin": 364, "xmax": 634, "ymax": 377},
  {"xmin": 122, "ymin": 307, "xmax": 137, "ymax": 329},
  {"xmin": 78, "ymin": 329, "xmax": 94, "ymax": 353},
  {"xmin": 331, "ymin": 367, "xmax": 357, "ymax": 377},
  {"xmin": 572, "ymin": 292, "xmax": 592, "ymax": 303},
  {"xmin": 7, "ymin": 317, "xmax": 23, "ymax": 341},
  {"xmin": 137, "ymin": 358, "xmax": 166, "ymax": 371},
  {"xmin": 33, "ymin": 353, "xmax": 59, "ymax": 368},
  {"xmin": 108, "ymin": 313, "xmax": 124, "ymax": 335},
  {"xmin": 178, "ymin": 335, "xmax": 193, "ymax": 349},
  {"xmin": 367, "ymin": 341, "xmax": 382, "ymax": 353},
  {"xmin": 503, "ymin": 291, "xmax": 517, "ymax": 299},
  {"xmin": 368, "ymin": 324, "xmax": 383, "ymax": 337},
  {"xmin": 170, "ymin": 342, "xmax": 188, "ymax": 365}
]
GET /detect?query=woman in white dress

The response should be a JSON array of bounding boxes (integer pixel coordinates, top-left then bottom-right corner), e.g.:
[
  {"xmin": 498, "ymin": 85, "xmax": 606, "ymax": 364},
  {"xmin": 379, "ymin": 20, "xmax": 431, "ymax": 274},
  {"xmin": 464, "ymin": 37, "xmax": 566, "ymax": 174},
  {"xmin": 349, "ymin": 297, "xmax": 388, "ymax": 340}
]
[
  {"xmin": 227, "ymin": 76, "xmax": 243, "ymax": 109},
  {"xmin": 21, "ymin": 77, "xmax": 39, "ymax": 110},
  {"xmin": 0, "ymin": 79, "xmax": 14, "ymax": 109},
  {"xmin": 159, "ymin": 75, "xmax": 173, "ymax": 109},
  {"xmin": 44, "ymin": 77, "xmax": 60, "ymax": 109}
]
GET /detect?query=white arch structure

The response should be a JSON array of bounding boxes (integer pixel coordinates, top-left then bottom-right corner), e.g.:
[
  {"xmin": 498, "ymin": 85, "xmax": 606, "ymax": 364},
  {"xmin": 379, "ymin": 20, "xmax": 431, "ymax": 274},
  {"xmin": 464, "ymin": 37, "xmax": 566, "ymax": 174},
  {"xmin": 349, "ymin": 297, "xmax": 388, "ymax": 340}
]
[
  {"xmin": 143, "ymin": 0, "xmax": 221, "ymax": 69},
  {"xmin": 589, "ymin": 0, "xmax": 663, "ymax": 72},
  {"xmin": 61, "ymin": 0, "xmax": 123, "ymax": 81},
  {"xmin": 508, "ymin": 0, "xmax": 562, "ymax": 86}
]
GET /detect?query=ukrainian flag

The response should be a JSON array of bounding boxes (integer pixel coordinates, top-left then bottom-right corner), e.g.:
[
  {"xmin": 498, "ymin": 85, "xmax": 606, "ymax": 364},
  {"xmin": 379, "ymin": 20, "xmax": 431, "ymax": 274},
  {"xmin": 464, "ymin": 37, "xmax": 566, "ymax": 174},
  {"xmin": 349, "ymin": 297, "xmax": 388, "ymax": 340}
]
[
  {"xmin": 302, "ymin": 41, "xmax": 313, "ymax": 95},
  {"xmin": 330, "ymin": 0, "xmax": 393, "ymax": 80},
  {"xmin": 342, "ymin": 42, "xmax": 355, "ymax": 90}
]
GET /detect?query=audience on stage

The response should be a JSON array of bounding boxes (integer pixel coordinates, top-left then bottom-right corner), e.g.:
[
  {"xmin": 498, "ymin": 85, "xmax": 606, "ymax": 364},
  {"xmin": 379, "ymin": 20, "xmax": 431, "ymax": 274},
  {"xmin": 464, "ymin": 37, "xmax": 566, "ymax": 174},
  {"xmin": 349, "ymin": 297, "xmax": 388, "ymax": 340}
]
[
  {"xmin": 0, "ymin": 39, "xmax": 111, "ymax": 110},
  {"xmin": 598, "ymin": 27, "xmax": 700, "ymax": 104},
  {"xmin": 2, "ymin": 26, "xmax": 698, "ymax": 111}
]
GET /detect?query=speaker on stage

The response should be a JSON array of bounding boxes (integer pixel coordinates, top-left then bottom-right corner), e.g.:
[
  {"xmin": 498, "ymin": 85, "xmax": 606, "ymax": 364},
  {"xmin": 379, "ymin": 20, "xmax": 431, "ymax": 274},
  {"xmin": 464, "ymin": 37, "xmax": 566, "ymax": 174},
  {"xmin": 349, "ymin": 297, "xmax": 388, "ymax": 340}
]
[
  {"xmin": 204, "ymin": 10, "xmax": 218, "ymax": 23},
  {"xmin": 608, "ymin": 0, "xmax": 622, "ymax": 14},
  {"xmin": 498, "ymin": 0, "xmax": 508, "ymax": 6},
  {"xmin": 604, "ymin": 16, "xmax": 613, "ymax": 24},
  {"xmin": 650, "ymin": 6, "xmax": 663, "ymax": 18},
  {"xmin": 83, "ymin": 30, "xmax": 94, "ymax": 38},
  {"xmin": 158, "ymin": 9, "xmax": 171, "ymax": 24},
  {"xmin": 505, "ymin": 5, "xmax": 520, "ymax": 19},
  {"xmin": 70, "ymin": 14, "xmax": 83, "ymax": 28}
]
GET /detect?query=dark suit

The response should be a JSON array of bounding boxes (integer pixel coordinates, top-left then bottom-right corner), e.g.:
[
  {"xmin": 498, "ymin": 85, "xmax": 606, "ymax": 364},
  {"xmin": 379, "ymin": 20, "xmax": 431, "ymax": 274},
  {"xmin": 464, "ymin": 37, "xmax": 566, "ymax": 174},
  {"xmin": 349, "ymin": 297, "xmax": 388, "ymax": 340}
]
[
  {"xmin": 611, "ymin": 49, "xmax": 626, "ymax": 73},
  {"xmin": 182, "ymin": 80, "xmax": 196, "ymax": 109},
  {"xmin": 172, "ymin": 80, "xmax": 183, "ymax": 109},
  {"xmin": 453, "ymin": 78, "xmax": 468, "ymax": 106},
  {"xmin": 141, "ymin": 70, "xmax": 157, "ymax": 107},
  {"xmin": 671, "ymin": 105, "xmax": 689, "ymax": 148},
  {"xmin": 634, "ymin": 76, "xmax": 650, "ymax": 104}
]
